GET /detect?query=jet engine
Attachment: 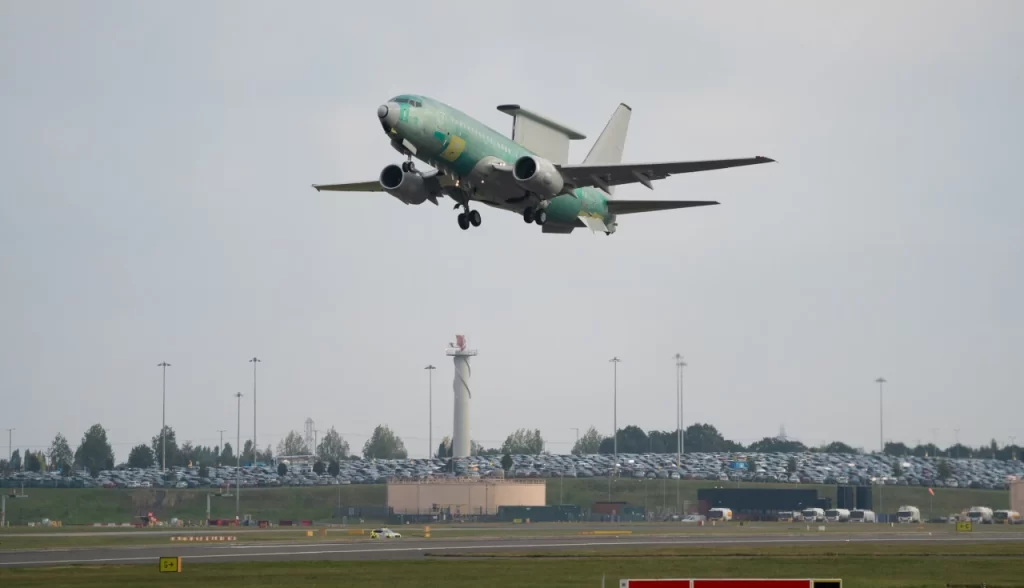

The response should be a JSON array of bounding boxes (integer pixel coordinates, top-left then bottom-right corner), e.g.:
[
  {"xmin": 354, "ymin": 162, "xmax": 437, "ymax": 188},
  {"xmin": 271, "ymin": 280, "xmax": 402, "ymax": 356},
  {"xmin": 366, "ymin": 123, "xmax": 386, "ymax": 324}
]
[
  {"xmin": 512, "ymin": 155, "xmax": 565, "ymax": 198},
  {"xmin": 379, "ymin": 164, "xmax": 431, "ymax": 205}
]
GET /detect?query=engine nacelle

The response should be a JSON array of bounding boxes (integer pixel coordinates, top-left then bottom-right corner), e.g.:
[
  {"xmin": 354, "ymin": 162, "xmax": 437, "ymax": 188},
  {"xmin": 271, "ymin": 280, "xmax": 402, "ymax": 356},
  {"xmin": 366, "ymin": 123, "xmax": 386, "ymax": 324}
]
[
  {"xmin": 512, "ymin": 155, "xmax": 564, "ymax": 198},
  {"xmin": 379, "ymin": 164, "xmax": 430, "ymax": 205}
]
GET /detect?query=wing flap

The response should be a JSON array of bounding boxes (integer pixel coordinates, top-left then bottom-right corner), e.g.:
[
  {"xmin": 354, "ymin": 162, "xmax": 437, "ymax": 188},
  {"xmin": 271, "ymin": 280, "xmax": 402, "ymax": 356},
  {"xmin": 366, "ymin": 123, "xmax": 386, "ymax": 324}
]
[
  {"xmin": 607, "ymin": 200, "xmax": 719, "ymax": 215},
  {"xmin": 558, "ymin": 156, "xmax": 775, "ymax": 191}
]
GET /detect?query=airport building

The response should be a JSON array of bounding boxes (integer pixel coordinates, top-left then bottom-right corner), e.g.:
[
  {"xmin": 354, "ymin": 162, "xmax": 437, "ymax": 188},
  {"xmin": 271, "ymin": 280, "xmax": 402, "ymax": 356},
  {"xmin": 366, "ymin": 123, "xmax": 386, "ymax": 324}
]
[
  {"xmin": 1011, "ymin": 480, "xmax": 1024, "ymax": 514},
  {"xmin": 386, "ymin": 477, "xmax": 546, "ymax": 517}
]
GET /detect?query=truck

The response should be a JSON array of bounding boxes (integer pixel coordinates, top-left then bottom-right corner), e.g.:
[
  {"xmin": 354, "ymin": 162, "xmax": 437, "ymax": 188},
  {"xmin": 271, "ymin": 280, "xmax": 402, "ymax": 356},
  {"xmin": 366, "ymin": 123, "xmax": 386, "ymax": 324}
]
[
  {"xmin": 801, "ymin": 507, "xmax": 825, "ymax": 522},
  {"xmin": 968, "ymin": 506, "xmax": 994, "ymax": 524},
  {"xmin": 993, "ymin": 510, "xmax": 1021, "ymax": 524},
  {"xmin": 825, "ymin": 508, "xmax": 851, "ymax": 522},
  {"xmin": 849, "ymin": 509, "xmax": 876, "ymax": 523},
  {"xmin": 896, "ymin": 505, "xmax": 921, "ymax": 523},
  {"xmin": 707, "ymin": 508, "xmax": 733, "ymax": 522}
]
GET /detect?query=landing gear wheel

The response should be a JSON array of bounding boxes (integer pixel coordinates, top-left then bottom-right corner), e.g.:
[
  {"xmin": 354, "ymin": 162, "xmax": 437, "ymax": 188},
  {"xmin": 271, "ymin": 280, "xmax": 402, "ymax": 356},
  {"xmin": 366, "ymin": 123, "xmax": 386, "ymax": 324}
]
[
  {"xmin": 401, "ymin": 160, "xmax": 416, "ymax": 173},
  {"xmin": 523, "ymin": 207, "xmax": 535, "ymax": 223},
  {"xmin": 469, "ymin": 210, "xmax": 481, "ymax": 227},
  {"xmin": 457, "ymin": 213, "xmax": 470, "ymax": 230},
  {"xmin": 534, "ymin": 210, "xmax": 548, "ymax": 225}
]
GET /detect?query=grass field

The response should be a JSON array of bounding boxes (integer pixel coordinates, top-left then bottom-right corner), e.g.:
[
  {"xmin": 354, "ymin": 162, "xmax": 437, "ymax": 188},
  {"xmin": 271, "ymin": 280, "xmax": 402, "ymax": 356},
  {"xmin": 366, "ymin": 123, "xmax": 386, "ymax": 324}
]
[
  {"xmin": 1, "ymin": 479, "xmax": 1008, "ymax": 526},
  {"xmin": 2, "ymin": 543, "xmax": 1022, "ymax": 587}
]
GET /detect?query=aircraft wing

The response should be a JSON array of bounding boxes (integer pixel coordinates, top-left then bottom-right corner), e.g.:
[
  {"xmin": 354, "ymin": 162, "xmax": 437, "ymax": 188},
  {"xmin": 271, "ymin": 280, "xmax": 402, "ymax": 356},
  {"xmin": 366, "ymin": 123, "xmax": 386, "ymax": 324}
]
[
  {"xmin": 557, "ymin": 156, "xmax": 774, "ymax": 192},
  {"xmin": 606, "ymin": 200, "xmax": 719, "ymax": 215},
  {"xmin": 312, "ymin": 181, "xmax": 383, "ymax": 192},
  {"xmin": 312, "ymin": 170, "xmax": 456, "ymax": 205}
]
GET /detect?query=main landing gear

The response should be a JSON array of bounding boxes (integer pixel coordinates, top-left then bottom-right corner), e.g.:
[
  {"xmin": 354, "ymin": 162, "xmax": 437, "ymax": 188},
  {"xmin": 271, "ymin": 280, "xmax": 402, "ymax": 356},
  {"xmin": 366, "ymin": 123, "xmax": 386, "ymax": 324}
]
[
  {"xmin": 455, "ymin": 203, "xmax": 481, "ymax": 231},
  {"xmin": 522, "ymin": 206, "xmax": 547, "ymax": 226}
]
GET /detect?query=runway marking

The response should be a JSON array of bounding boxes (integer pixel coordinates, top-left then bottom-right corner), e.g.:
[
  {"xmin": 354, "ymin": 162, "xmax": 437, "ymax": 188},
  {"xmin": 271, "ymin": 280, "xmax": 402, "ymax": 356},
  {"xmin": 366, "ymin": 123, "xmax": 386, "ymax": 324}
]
[{"xmin": 3, "ymin": 534, "xmax": 1024, "ymax": 567}]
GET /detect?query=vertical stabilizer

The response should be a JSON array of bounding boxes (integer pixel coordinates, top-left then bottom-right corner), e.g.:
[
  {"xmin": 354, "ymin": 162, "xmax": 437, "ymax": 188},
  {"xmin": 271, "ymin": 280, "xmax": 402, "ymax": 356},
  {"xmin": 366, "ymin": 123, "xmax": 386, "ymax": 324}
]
[{"xmin": 582, "ymin": 103, "xmax": 632, "ymax": 196}]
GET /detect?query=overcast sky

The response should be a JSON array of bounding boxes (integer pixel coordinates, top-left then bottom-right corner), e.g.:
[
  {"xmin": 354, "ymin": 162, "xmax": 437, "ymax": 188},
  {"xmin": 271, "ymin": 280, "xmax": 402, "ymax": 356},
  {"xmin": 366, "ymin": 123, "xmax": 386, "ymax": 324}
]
[{"xmin": 2, "ymin": 1, "xmax": 1021, "ymax": 462}]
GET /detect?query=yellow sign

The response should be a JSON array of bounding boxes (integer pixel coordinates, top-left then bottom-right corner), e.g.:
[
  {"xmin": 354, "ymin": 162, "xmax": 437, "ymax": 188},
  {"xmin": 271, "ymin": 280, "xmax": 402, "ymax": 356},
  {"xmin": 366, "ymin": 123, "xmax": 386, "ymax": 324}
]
[
  {"xmin": 424, "ymin": 525, "xmax": 431, "ymax": 538},
  {"xmin": 158, "ymin": 556, "xmax": 182, "ymax": 573},
  {"xmin": 957, "ymin": 521, "xmax": 973, "ymax": 532}
]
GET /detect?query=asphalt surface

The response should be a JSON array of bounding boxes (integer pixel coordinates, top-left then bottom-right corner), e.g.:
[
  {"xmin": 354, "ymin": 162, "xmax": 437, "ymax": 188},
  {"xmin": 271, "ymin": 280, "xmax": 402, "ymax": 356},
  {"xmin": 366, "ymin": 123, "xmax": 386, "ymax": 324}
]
[{"xmin": 3, "ymin": 532, "xmax": 1024, "ymax": 568}]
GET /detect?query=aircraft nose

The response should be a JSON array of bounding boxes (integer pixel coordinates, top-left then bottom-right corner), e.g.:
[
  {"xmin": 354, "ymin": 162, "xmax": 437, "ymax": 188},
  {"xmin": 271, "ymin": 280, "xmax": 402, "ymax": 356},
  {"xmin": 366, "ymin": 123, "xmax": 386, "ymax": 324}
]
[{"xmin": 378, "ymin": 102, "xmax": 399, "ymax": 131}]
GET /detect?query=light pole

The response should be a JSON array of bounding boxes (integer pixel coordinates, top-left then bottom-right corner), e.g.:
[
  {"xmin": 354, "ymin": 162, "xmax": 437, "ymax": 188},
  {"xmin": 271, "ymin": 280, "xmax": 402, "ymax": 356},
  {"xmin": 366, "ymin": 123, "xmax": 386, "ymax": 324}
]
[
  {"xmin": 875, "ymin": 377, "xmax": 886, "ymax": 454},
  {"xmin": 158, "ymin": 362, "xmax": 171, "ymax": 472},
  {"xmin": 1011, "ymin": 436, "xmax": 1017, "ymax": 460},
  {"xmin": 425, "ymin": 365, "xmax": 436, "ymax": 458},
  {"xmin": 235, "ymin": 391, "xmax": 243, "ymax": 517},
  {"xmin": 5, "ymin": 428, "xmax": 13, "ymax": 465},
  {"xmin": 610, "ymin": 357, "xmax": 621, "ymax": 460},
  {"xmin": 675, "ymin": 354, "xmax": 686, "ymax": 464},
  {"xmin": 609, "ymin": 357, "xmax": 621, "ymax": 502},
  {"xmin": 217, "ymin": 430, "xmax": 226, "ymax": 466},
  {"xmin": 570, "ymin": 428, "xmax": 580, "ymax": 453},
  {"xmin": 249, "ymin": 357, "xmax": 260, "ymax": 464}
]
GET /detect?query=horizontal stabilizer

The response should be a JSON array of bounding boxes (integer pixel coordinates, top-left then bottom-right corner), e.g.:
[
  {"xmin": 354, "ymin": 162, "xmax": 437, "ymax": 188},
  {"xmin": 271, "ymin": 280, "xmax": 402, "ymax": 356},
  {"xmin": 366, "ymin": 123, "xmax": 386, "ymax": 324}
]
[{"xmin": 607, "ymin": 200, "xmax": 719, "ymax": 215}]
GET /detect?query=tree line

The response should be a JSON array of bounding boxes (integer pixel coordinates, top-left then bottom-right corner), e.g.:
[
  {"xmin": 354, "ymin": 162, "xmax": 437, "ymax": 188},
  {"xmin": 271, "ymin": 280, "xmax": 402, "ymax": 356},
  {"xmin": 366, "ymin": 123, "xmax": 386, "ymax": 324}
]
[
  {"xmin": 565, "ymin": 424, "xmax": 1020, "ymax": 461},
  {"xmin": 1, "ymin": 422, "xmax": 1019, "ymax": 476}
]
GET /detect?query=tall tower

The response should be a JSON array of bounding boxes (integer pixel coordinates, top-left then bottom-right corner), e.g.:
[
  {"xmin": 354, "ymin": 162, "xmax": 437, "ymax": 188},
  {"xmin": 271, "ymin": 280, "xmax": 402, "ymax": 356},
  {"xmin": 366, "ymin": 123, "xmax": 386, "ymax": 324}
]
[
  {"xmin": 304, "ymin": 418, "xmax": 315, "ymax": 454},
  {"xmin": 446, "ymin": 334, "xmax": 477, "ymax": 458}
]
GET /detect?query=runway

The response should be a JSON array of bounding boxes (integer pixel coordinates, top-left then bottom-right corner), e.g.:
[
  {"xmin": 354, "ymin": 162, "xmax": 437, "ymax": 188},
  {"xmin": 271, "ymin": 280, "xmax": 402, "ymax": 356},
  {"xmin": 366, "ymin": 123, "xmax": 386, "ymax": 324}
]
[{"xmin": 3, "ymin": 532, "xmax": 1024, "ymax": 568}]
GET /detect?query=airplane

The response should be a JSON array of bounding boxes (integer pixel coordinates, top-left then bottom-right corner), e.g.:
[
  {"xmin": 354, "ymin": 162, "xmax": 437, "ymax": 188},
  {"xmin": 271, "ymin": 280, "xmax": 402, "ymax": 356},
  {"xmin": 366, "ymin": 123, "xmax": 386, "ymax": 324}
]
[{"xmin": 312, "ymin": 95, "xmax": 775, "ymax": 235}]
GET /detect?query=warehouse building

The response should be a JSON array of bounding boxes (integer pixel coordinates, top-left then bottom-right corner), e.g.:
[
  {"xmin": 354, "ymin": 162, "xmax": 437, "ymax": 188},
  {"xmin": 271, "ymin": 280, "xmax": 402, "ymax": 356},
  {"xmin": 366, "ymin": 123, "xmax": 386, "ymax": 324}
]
[{"xmin": 387, "ymin": 477, "xmax": 546, "ymax": 518}]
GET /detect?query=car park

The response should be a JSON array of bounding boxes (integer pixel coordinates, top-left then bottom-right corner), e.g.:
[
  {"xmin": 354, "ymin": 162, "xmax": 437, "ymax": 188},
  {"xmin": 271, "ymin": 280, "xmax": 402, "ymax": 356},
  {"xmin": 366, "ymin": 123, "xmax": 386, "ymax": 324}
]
[{"xmin": 2, "ymin": 452, "xmax": 1021, "ymax": 490}]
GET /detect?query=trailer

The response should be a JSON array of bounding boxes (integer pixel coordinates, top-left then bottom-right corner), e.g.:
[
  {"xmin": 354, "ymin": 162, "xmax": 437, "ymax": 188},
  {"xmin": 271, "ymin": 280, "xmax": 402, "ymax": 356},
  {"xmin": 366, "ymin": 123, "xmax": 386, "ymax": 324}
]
[{"xmin": 849, "ymin": 509, "xmax": 876, "ymax": 523}]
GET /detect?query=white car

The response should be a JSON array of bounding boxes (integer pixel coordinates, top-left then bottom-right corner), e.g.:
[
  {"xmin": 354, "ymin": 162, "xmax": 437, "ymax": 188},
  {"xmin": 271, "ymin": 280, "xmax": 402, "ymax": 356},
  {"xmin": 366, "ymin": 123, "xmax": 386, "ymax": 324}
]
[{"xmin": 370, "ymin": 528, "xmax": 401, "ymax": 539}]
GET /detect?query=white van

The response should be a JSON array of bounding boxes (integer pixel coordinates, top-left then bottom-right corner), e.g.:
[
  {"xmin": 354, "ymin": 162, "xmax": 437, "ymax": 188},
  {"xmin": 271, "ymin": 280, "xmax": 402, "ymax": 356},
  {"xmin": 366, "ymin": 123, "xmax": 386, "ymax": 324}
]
[
  {"xmin": 708, "ymin": 508, "xmax": 733, "ymax": 522},
  {"xmin": 849, "ymin": 509, "xmax": 876, "ymax": 523},
  {"xmin": 825, "ymin": 508, "xmax": 851, "ymax": 522}
]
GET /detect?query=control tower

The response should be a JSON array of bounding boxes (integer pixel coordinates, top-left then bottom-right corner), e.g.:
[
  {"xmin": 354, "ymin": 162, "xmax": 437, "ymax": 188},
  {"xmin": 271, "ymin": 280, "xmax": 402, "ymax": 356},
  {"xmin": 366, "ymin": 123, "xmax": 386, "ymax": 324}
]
[{"xmin": 446, "ymin": 334, "xmax": 477, "ymax": 458}]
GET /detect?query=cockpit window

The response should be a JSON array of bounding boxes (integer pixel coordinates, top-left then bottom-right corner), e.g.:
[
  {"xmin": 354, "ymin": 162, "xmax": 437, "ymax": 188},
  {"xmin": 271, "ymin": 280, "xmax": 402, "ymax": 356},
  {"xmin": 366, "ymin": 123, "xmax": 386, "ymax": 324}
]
[{"xmin": 391, "ymin": 97, "xmax": 422, "ymax": 107}]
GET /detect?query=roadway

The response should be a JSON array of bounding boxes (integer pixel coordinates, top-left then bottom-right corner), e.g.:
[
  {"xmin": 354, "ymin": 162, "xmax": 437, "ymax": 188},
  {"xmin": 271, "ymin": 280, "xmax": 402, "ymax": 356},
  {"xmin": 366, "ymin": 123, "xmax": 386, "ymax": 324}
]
[{"xmin": 4, "ymin": 531, "xmax": 1024, "ymax": 568}]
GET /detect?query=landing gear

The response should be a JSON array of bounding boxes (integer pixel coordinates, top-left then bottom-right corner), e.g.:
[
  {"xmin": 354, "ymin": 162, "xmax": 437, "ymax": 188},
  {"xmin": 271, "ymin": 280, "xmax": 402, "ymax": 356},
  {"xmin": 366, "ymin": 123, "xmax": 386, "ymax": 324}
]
[
  {"xmin": 401, "ymin": 160, "xmax": 416, "ymax": 173},
  {"xmin": 456, "ymin": 205, "xmax": 481, "ymax": 231},
  {"xmin": 523, "ymin": 207, "xmax": 547, "ymax": 225}
]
